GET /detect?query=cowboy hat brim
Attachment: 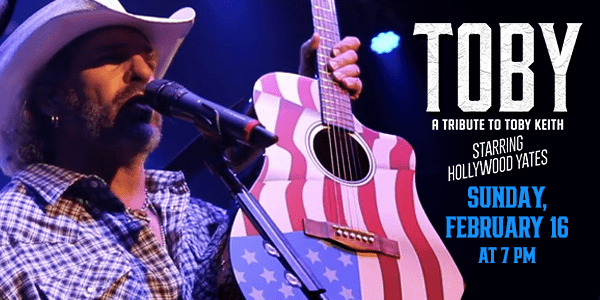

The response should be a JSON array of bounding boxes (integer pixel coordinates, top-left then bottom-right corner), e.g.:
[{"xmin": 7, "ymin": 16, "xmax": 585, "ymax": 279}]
[{"xmin": 0, "ymin": 0, "xmax": 195, "ymax": 175}]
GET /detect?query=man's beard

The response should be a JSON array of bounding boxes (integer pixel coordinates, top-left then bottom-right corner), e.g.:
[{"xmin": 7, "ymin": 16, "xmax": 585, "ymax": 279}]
[{"xmin": 68, "ymin": 82, "xmax": 163, "ymax": 154}]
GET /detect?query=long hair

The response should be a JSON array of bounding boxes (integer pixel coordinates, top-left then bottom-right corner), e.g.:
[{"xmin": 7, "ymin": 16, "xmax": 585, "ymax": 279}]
[{"xmin": 1, "ymin": 38, "xmax": 78, "ymax": 175}]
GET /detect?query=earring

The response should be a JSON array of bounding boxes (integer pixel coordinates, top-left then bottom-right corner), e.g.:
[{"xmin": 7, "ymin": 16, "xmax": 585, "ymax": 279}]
[{"xmin": 51, "ymin": 115, "xmax": 59, "ymax": 128}]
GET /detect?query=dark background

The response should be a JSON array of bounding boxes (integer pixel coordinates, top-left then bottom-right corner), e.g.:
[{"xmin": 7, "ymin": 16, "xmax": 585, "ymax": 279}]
[{"xmin": 2, "ymin": 0, "xmax": 598, "ymax": 299}]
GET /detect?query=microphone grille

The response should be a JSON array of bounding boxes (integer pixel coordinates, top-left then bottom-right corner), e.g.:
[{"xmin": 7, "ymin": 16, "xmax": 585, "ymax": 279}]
[{"xmin": 145, "ymin": 79, "xmax": 187, "ymax": 111}]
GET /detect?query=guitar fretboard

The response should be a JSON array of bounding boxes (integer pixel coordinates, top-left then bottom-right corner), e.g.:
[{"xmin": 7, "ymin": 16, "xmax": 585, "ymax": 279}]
[{"xmin": 311, "ymin": 0, "xmax": 354, "ymax": 131}]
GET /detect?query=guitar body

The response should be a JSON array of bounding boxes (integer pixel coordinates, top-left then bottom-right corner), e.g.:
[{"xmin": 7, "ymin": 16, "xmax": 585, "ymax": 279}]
[{"xmin": 228, "ymin": 72, "xmax": 464, "ymax": 300}]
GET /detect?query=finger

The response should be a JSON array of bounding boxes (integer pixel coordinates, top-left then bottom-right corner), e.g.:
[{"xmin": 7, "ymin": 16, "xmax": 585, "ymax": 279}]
[
  {"xmin": 332, "ymin": 64, "xmax": 361, "ymax": 82},
  {"xmin": 301, "ymin": 32, "xmax": 320, "ymax": 59},
  {"xmin": 299, "ymin": 33, "xmax": 321, "ymax": 76},
  {"xmin": 332, "ymin": 36, "xmax": 361, "ymax": 56},
  {"xmin": 328, "ymin": 49, "xmax": 358, "ymax": 71},
  {"xmin": 340, "ymin": 77, "xmax": 363, "ymax": 100}
]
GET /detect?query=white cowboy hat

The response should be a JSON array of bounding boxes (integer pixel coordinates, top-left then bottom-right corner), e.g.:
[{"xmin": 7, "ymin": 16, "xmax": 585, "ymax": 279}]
[{"xmin": 0, "ymin": 0, "xmax": 195, "ymax": 175}]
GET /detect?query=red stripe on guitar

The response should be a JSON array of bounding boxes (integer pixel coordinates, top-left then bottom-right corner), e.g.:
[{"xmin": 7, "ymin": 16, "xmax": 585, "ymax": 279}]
[
  {"xmin": 358, "ymin": 180, "xmax": 402, "ymax": 300},
  {"xmin": 242, "ymin": 208, "xmax": 260, "ymax": 236},
  {"xmin": 246, "ymin": 157, "xmax": 270, "ymax": 236},
  {"xmin": 285, "ymin": 180, "xmax": 307, "ymax": 231},
  {"xmin": 274, "ymin": 100, "xmax": 307, "ymax": 181},
  {"xmin": 379, "ymin": 255, "xmax": 403, "ymax": 300},
  {"xmin": 297, "ymin": 76, "xmax": 318, "ymax": 111},
  {"xmin": 360, "ymin": 126, "xmax": 379, "ymax": 148},
  {"xmin": 395, "ymin": 170, "xmax": 444, "ymax": 300},
  {"xmin": 273, "ymin": 99, "xmax": 308, "ymax": 231},
  {"xmin": 390, "ymin": 137, "xmax": 413, "ymax": 170},
  {"xmin": 322, "ymin": 178, "xmax": 347, "ymax": 226},
  {"xmin": 357, "ymin": 179, "xmax": 387, "ymax": 238},
  {"xmin": 260, "ymin": 74, "xmax": 283, "ymax": 97}
]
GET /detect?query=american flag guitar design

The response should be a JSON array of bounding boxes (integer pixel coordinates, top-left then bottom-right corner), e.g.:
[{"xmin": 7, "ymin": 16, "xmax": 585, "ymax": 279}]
[{"xmin": 228, "ymin": 0, "xmax": 465, "ymax": 299}]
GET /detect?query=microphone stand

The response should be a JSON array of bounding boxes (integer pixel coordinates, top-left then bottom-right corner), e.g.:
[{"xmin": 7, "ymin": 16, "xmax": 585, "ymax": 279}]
[{"xmin": 199, "ymin": 137, "xmax": 329, "ymax": 300}]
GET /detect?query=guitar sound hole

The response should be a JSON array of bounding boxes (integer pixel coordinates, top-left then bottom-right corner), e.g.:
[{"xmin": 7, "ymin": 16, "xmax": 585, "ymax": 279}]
[{"xmin": 313, "ymin": 127, "xmax": 371, "ymax": 182}]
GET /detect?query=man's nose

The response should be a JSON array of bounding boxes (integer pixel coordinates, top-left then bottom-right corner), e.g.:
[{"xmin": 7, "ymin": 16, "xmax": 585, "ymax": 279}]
[{"xmin": 126, "ymin": 54, "xmax": 155, "ymax": 84}]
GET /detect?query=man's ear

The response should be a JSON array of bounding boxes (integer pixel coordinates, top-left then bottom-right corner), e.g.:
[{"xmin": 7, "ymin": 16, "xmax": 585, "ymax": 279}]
[{"xmin": 30, "ymin": 83, "xmax": 69, "ymax": 117}]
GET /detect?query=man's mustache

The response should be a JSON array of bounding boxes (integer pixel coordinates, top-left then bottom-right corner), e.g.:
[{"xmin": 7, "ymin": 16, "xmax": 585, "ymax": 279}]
[{"xmin": 114, "ymin": 82, "xmax": 148, "ymax": 107}]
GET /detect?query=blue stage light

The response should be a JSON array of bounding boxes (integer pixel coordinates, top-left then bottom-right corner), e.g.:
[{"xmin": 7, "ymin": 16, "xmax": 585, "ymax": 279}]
[{"xmin": 371, "ymin": 31, "xmax": 400, "ymax": 54}]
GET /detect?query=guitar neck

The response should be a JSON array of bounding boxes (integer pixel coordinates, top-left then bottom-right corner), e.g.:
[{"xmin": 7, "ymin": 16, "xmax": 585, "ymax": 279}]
[{"xmin": 310, "ymin": 0, "xmax": 354, "ymax": 131}]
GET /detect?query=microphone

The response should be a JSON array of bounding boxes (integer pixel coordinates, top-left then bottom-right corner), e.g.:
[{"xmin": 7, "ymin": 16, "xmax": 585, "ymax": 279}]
[{"xmin": 145, "ymin": 79, "xmax": 278, "ymax": 148}]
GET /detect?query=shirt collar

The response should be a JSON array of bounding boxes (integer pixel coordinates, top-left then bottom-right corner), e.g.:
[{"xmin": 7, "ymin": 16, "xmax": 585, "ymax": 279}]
[
  {"xmin": 13, "ymin": 163, "xmax": 93, "ymax": 206},
  {"xmin": 144, "ymin": 169, "xmax": 188, "ymax": 194},
  {"xmin": 13, "ymin": 163, "xmax": 189, "ymax": 206}
]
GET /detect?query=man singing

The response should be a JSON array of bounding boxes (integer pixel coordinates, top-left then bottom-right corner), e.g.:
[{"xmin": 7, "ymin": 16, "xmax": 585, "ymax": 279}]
[{"xmin": 0, "ymin": 0, "xmax": 361, "ymax": 298}]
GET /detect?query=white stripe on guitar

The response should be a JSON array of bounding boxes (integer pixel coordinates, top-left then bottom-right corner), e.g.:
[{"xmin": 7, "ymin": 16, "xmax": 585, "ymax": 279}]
[
  {"xmin": 275, "ymin": 73, "xmax": 303, "ymax": 106},
  {"xmin": 357, "ymin": 252, "xmax": 385, "ymax": 300},
  {"xmin": 310, "ymin": 79, "xmax": 320, "ymax": 112},
  {"xmin": 263, "ymin": 145, "xmax": 293, "ymax": 181},
  {"xmin": 258, "ymin": 180, "xmax": 294, "ymax": 233},
  {"xmin": 254, "ymin": 88, "xmax": 282, "ymax": 133},
  {"xmin": 372, "ymin": 133, "xmax": 398, "ymax": 170},
  {"xmin": 353, "ymin": 116, "xmax": 365, "ymax": 134},
  {"xmin": 410, "ymin": 148, "xmax": 416, "ymax": 171},
  {"xmin": 303, "ymin": 179, "xmax": 327, "ymax": 223},
  {"xmin": 230, "ymin": 210, "xmax": 247, "ymax": 237}
]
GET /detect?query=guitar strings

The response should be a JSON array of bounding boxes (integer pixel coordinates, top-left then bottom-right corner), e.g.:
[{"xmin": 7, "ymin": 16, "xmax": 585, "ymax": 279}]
[
  {"xmin": 313, "ymin": 0, "xmax": 368, "ymax": 232},
  {"xmin": 324, "ymin": 0, "xmax": 351, "ymax": 229},
  {"xmin": 313, "ymin": 0, "xmax": 342, "ymax": 226},
  {"xmin": 327, "ymin": 0, "xmax": 364, "ymax": 232},
  {"xmin": 328, "ymin": 0, "xmax": 365, "ymax": 232},
  {"xmin": 320, "ymin": 0, "xmax": 361, "ymax": 231}
]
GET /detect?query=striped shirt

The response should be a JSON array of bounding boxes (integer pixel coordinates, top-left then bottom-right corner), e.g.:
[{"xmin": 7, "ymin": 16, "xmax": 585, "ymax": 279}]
[{"xmin": 0, "ymin": 163, "xmax": 233, "ymax": 299}]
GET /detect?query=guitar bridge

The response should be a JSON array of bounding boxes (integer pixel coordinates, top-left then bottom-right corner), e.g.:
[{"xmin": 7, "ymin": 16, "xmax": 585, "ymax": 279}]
[{"xmin": 303, "ymin": 219, "xmax": 400, "ymax": 259}]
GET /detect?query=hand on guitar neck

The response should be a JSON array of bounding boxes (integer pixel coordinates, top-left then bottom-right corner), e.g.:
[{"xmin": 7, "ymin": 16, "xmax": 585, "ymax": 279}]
[{"xmin": 299, "ymin": 33, "xmax": 363, "ymax": 100}]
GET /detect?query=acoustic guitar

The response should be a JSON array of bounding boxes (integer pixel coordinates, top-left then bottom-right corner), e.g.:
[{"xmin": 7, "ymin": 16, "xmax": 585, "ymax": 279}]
[{"xmin": 226, "ymin": 0, "xmax": 465, "ymax": 299}]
